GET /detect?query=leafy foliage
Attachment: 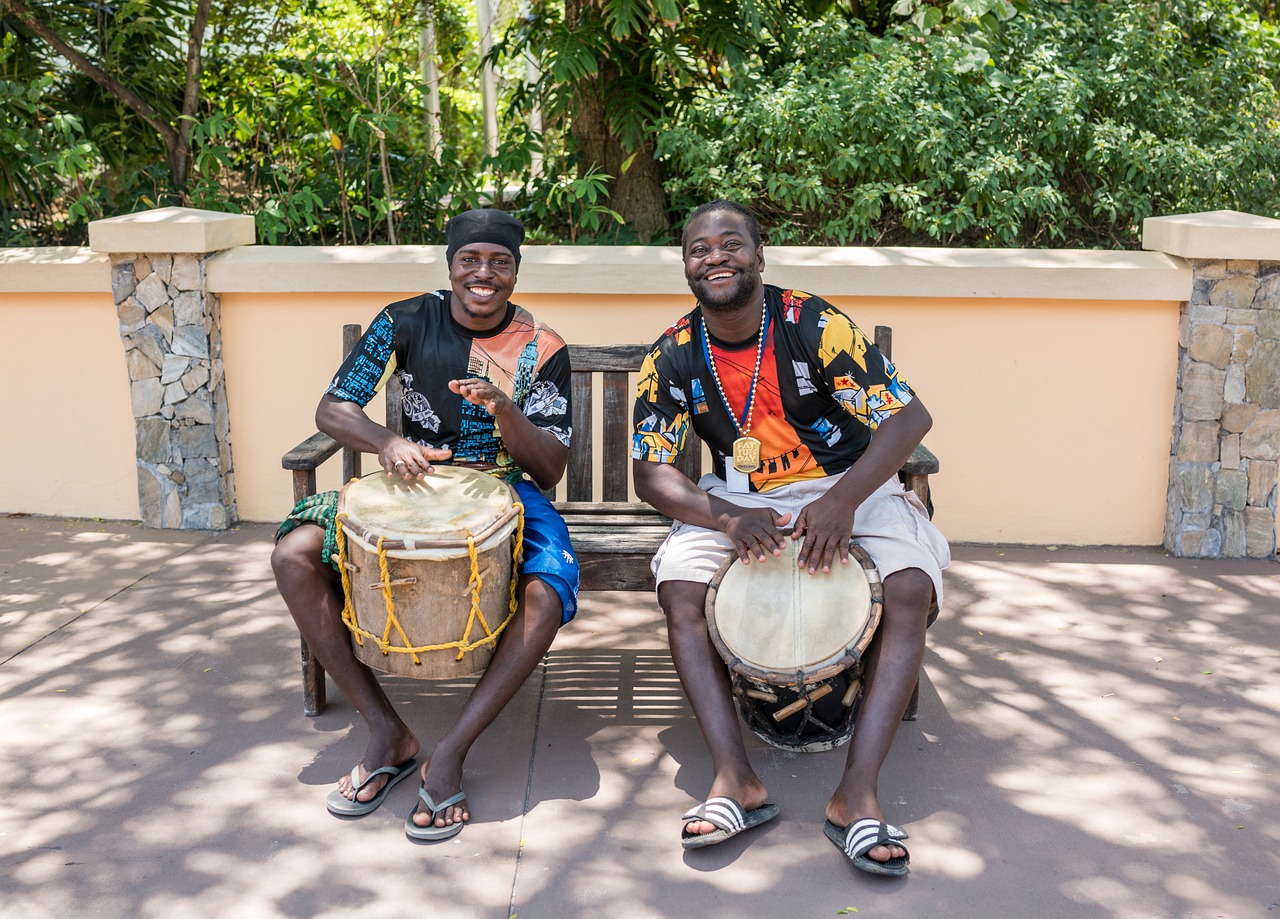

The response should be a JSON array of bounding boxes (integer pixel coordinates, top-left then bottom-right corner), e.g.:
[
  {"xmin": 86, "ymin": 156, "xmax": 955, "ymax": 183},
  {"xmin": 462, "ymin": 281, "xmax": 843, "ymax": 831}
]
[
  {"xmin": 4, "ymin": 0, "xmax": 1280, "ymax": 248},
  {"xmin": 657, "ymin": 2, "xmax": 1280, "ymax": 247},
  {"xmin": 1, "ymin": 0, "xmax": 633, "ymax": 245},
  {"xmin": 0, "ymin": 34, "xmax": 104, "ymax": 241},
  {"xmin": 503, "ymin": 0, "xmax": 774, "ymax": 152}
]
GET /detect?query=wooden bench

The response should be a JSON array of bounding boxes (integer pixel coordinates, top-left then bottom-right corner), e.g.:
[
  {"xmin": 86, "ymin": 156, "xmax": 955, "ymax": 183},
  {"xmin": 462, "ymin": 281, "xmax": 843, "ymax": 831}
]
[{"xmin": 283, "ymin": 325, "xmax": 938, "ymax": 717}]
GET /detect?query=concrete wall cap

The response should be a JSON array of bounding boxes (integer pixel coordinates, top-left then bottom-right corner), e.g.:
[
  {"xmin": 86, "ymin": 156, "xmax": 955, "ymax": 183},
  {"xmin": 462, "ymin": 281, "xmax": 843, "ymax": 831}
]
[
  {"xmin": 1143, "ymin": 210, "xmax": 1280, "ymax": 260},
  {"xmin": 0, "ymin": 247, "xmax": 110, "ymax": 292},
  {"xmin": 89, "ymin": 206, "xmax": 256, "ymax": 254},
  {"xmin": 208, "ymin": 243, "xmax": 1191, "ymax": 300}
]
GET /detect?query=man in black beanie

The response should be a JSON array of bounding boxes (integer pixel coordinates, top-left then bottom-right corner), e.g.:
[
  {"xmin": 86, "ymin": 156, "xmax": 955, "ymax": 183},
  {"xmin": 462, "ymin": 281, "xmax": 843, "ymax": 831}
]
[
  {"xmin": 272, "ymin": 208, "xmax": 580, "ymax": 841},
  {"xmin": 444, "ymin": 207, "xmax": 525, "ymax": 268}
]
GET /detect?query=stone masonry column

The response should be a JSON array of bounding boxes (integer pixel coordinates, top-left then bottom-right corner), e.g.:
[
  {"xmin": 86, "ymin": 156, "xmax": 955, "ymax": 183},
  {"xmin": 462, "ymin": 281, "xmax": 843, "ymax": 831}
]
[
  {"xmin": 1145, "ymin": 211, "xmax": 1280, "ymax": 559},
  {"xmin": 88, "ymin": 207, "xmax": 255, "ymax": 529}
]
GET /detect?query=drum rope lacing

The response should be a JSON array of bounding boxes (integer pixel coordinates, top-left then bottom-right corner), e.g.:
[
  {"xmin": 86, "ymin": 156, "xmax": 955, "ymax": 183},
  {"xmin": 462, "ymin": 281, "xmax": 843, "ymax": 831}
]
[{"xmin": 334, "ymin": 502, "xmax": 526, "ymax": 663}]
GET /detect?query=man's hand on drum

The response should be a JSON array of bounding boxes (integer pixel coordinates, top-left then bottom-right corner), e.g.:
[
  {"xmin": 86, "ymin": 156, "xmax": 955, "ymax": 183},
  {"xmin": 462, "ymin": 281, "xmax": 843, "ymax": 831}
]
[
  {"xmin": 449, "ymin": 378, "xmax": 511, "ymax": 419},
  {"xmin": 792, "ymin": 492, "xmax": 858, "ymax": 574},
  {"xmin": 721, "ymin": 507, "xmax": 791, "ymax": 565},
  {"xmin": 381, "ymin": 439, "xmax": 452, "ymax": 480}
]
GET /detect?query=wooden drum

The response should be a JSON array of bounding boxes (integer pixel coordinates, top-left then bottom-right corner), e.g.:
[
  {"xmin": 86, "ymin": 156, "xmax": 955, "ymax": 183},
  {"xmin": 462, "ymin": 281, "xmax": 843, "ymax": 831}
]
[
  {"xmin": 335, "ymin": 467, "xmax": 522, "ymax": 680},
  {"xmin": 706, "ymin": 538, "xmax": 883, "ymax": 752}
]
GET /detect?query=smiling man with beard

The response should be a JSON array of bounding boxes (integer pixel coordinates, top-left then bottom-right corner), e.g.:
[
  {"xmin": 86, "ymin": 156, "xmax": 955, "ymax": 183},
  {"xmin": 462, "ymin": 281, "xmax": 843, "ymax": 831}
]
[
  {"xmin": 631, "ymin": 200, "xmax": 950, "ymax": 876},
  {"xmin": 272, "ymin": 208, "xmax": 580, "ymax": 842}
]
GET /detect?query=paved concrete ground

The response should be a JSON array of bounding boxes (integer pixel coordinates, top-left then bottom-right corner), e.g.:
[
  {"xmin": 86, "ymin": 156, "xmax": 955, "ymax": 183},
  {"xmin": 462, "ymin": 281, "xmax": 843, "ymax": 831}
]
[{"xmin": 1, "ymin": 515, "xmax": 1277, "ymax": 919}]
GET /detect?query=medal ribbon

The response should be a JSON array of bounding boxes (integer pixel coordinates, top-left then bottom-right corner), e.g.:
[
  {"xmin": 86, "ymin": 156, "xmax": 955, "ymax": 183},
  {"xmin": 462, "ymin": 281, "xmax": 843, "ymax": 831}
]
[{"xmin": 700, "ymin": 301, "xmax": 771, "ymax": 437}]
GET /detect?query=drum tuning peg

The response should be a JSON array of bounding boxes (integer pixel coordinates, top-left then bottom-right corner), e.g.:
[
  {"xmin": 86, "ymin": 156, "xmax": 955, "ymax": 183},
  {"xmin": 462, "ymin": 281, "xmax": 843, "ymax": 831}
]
[
  {"xmin": 773, "ymin": 683, "xmax": 834, "ymax": 722},
  {"xmin": 841, "ymin": 678, "xmax": 862, "ymax": 707}
]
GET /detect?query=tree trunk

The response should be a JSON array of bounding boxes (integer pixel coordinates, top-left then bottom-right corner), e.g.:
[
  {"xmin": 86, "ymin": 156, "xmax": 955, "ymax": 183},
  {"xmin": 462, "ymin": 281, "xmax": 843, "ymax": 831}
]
[
  {"xmin": 568, "ymin": 80, "xmax": 668, "ymax": 241},
  {"xmin": 564, "ymin": 0, "xmax": 668, "ymax": 242}
]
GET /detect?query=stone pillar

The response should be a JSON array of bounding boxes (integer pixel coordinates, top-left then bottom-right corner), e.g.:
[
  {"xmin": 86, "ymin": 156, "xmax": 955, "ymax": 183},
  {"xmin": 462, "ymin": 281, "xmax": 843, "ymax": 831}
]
[
  {"xmin": 1145, "ymin": 211, "xmax": 1280, "ymax": 558},
  {"xmin": 88, "ymin": 207, "xmax": 255, "ymax": 529}
]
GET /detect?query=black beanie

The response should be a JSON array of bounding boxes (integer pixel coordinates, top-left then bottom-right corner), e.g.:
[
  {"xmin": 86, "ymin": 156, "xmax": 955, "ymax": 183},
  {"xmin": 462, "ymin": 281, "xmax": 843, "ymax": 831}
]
[{"xmin": 444, "ymin": 208, "xmax": 524, "ymax": 266}]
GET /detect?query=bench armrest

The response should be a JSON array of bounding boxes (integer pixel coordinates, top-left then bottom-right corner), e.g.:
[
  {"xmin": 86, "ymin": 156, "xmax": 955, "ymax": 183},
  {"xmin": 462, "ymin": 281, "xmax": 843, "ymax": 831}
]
[
  {"xmin": 283, "ymin": 432, "xmax": 341, "ymax": 471},
  {"xmin": 902, "ymin": 443, "xmax": 939, "ymax": 477},
  {"xmin": 282, "ymin": 432, "xmax": 345, "ymax": 505}
]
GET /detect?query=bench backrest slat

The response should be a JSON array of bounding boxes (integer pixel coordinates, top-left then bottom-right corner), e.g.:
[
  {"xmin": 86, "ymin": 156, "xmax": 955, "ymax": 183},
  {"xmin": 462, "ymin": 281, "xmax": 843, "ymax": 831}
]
[
  {"xmin": 601, "ymin": 371, "xmax": 632, "ymax": 501},
  {"xmin": 568, "ymin": 370, "xmax": 594, "ymax": 502},
  {"xmin": 342, "ymin": 324, "xmax": 364, "ymax": 482},
  {"xmin": 568, "ymin": 343, "xmax": 650, "ymax": 371}
]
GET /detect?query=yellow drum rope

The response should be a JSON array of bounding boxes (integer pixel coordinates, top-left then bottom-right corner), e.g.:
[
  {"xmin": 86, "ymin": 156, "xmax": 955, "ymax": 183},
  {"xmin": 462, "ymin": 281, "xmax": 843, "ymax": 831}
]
[{"xmin": 336, "ymin": 502, "xmax": 526, "ymax": 663}]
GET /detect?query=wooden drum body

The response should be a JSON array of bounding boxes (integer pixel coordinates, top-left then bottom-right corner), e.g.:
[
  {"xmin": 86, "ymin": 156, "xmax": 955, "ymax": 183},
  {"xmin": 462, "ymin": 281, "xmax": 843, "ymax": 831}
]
[
  {"xmin": 335, "ymin": 467, "xmax": 521, "ymax": 680},
  {"xmin": 706, "ymin": 539, "xmax": 883, "ymax": 752}
]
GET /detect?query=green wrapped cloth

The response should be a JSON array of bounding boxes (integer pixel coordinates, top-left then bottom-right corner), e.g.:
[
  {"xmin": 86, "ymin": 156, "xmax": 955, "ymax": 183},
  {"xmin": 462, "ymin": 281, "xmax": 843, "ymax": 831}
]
[{"xmin": 275, "ymin": 489, "xmax": 341, "ymax": 572}]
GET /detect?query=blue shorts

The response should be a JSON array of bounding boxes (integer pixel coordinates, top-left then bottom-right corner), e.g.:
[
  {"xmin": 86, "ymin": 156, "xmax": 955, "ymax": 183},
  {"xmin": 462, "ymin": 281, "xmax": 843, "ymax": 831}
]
[{"xmin": 512, "ymin": 480, "xmax": 580, "ymax": 624}]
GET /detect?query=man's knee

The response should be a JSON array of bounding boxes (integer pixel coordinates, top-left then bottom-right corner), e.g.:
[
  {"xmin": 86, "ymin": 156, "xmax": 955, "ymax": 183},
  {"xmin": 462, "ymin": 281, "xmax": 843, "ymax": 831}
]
[
  {"xmin": 271, "ymin": 526, "xmax": 326, "ymax": 587},
  {"xmin": 517, "ymin": 575, "xmax": 564, "ymax": 629},
  {"xmin": 657, "ymin": 580, "xmax": 710, "ymax": 629},
  {"xmin": 882, "ymin": 568, "xmax": 934, "ymax": 617}
]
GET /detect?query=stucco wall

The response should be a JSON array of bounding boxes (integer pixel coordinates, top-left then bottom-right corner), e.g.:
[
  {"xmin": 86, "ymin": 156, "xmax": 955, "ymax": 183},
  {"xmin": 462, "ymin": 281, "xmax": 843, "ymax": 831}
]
[
  {"xmin": 0, "ymin": 249, "xmax": 138, "ymax": 520},
  {"xmin": 211, "ymin": 247, "xmax": 1186, "ymax": 544},
  {"xmin": 1, "ymin": 240, "xmax": 1188, "ymax": 545}
]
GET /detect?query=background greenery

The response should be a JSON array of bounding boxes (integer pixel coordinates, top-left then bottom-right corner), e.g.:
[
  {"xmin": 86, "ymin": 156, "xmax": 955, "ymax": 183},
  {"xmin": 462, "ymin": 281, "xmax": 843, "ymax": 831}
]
[{"xmin": 3, "ymin": 0, "xmax": 1279, "ymax": 249}]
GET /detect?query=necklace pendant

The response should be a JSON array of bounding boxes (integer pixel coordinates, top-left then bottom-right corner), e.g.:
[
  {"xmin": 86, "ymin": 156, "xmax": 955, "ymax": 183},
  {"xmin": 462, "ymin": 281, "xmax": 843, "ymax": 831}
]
[{"xmin": 732, "ymin": 436, "xmax": 762, "ymax": 474}]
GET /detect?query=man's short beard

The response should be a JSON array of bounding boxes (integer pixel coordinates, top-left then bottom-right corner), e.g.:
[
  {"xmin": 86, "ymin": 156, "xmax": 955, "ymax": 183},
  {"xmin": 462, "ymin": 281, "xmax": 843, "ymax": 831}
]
[{"xmin": 691, "ymin": 276, "xmax": 758, "ymax": 312}]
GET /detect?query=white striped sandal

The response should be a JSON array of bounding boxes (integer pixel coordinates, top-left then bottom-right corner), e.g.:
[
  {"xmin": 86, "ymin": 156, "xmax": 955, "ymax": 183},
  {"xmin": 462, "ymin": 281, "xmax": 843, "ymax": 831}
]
[
  {"xmin": 680, "ymin": 796, "xmax": 780, "ymax": 850},
  {"xmin": 824, "ymin": 817, "xmax": 910, "ymax": 876}
]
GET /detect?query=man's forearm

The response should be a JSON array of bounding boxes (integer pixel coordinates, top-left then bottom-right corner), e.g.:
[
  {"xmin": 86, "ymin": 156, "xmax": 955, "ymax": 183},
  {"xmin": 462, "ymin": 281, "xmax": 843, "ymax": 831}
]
[
  {"xmin": 491, "ymin": 406, "xmax": 567, "ymax": 489},
  {"xmin": 827, "ymin": 397, "xmax": 932, "ymax": 508},
  {"xmin": 634, "ymin": 460, "xmax": 739, "ymax": 531}
]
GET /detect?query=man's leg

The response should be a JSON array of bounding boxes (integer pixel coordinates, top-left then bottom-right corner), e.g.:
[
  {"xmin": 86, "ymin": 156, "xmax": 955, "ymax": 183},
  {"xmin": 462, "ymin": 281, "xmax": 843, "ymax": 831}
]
[
  {"xmin": 271, "ymin": 524, "xmax": 419, "ymax": 804},
  {"xmin": 825, "ymin": 567, "xmax": 933, "ymax": 863},
  {"xmin": 660, "ymin": 579, "xmax": 769, "ymax": 837},
  {"xmin": 409, "ymin": 574, "xmax": 562, "ymax": 831}
]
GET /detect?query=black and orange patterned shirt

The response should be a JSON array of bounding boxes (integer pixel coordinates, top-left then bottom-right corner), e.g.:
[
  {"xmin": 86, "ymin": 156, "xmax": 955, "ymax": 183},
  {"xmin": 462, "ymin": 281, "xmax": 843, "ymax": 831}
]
[{"xmin": 631, "ymin": 286, "xmax": 914, "ymax": 493}]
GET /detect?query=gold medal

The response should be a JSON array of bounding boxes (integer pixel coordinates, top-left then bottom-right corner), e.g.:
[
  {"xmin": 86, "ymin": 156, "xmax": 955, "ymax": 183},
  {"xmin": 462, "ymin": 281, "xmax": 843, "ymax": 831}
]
[{"xmin": 732, "ymin": 436, "xmax": 762, "ymax": 474}]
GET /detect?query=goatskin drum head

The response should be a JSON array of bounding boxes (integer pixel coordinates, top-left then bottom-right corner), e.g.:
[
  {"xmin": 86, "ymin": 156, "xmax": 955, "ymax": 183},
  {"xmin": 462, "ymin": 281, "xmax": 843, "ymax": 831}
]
[
  {"xmin": 340, "ymin": 466, "xmax": 515, "ymax": 546},
  {"xmin": 710, "ymin": 538, "xmax": 874, "ymax": 675}
]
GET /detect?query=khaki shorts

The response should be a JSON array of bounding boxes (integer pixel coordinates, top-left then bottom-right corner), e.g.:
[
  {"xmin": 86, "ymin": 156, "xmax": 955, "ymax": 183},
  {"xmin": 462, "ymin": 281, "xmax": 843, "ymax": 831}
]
[{"xmin": 652, "ymin": 472, "xmax": 951, "ymax": 615}]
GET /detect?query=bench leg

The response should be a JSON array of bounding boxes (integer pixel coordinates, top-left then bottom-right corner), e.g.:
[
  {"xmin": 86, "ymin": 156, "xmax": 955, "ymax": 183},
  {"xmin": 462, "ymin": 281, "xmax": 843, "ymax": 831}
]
[
  {"xmin": 301, "ymin": 636, "xmax": 327, "ymax": 717},
  {"xmin": 902, "ymin": 674, "xmax": 920, "ymax": 721},
  {"xmin": 903, "ymin": 473, "xmax": 932, "ymax": 516}
]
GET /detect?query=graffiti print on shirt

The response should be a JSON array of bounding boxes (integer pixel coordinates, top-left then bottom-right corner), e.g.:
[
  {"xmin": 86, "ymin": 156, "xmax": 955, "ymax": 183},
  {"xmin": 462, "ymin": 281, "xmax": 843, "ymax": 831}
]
[
  {"xmin": 525, "ymin": 380, "xmax": 567, "ymax": 419},
  {"xmin": 398, "ymin": 372, "xmax": 441, "ymax": 432},
  {"xmin": 633, "ymin": 410, "xmax": 686, "ymax": 464}
]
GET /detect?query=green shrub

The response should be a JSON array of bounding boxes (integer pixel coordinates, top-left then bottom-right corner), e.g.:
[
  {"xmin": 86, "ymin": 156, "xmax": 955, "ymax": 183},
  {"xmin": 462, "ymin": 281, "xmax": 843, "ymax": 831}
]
[
  {"xmin": 0, "ymin": 35, "xmax": 105, "ymax": 245},
  {"xmin": 657, "ymin": 2, "xmax": 1280, "ymax": 247}
]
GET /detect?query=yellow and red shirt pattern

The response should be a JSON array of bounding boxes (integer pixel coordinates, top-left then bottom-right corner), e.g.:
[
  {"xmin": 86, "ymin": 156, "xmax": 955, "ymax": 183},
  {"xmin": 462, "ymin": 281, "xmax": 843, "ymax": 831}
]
[{"xmin": 632, "ymin": 286, "xmax": 914, "ymax": 492}]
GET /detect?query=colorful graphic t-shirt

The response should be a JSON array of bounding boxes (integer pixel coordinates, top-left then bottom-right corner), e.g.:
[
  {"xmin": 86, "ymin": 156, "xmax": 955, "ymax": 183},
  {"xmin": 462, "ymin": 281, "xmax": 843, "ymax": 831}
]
[
  {"xmin": 631, "ymin": 286, "xmax": 914, "ymax": 492},
  {"xmin": 327, "ymin": 290, "xmax": 571, "ymax": 481}
]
